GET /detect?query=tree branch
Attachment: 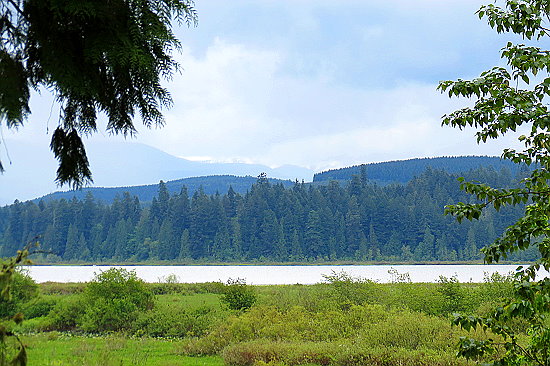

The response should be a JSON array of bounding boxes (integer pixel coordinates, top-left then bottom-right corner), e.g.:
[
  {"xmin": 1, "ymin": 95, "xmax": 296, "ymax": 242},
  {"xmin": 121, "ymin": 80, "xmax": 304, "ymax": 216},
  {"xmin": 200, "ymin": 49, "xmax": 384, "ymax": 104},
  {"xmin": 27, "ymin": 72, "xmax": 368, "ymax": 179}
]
[{"xmin": 477, "ymin": 189, "xmax": 550, "ymax": 209}]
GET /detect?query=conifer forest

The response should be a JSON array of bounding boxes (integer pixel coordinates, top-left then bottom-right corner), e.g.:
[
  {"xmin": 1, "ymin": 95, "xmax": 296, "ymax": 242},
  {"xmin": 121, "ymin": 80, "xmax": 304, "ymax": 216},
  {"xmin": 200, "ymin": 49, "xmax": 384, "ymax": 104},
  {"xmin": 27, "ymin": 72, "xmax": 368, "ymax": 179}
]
[{"xmin": 0, "ymin": 165, "xmax": 533, "ymax": 263}]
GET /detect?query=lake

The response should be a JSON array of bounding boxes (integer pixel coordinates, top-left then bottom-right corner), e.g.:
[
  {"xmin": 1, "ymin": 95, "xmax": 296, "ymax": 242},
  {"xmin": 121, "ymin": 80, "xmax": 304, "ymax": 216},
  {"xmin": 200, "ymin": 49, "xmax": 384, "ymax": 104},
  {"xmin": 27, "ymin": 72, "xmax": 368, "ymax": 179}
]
[{"xmin": 25, "ymin": 264, "xmax": 549, "ymax": 284}]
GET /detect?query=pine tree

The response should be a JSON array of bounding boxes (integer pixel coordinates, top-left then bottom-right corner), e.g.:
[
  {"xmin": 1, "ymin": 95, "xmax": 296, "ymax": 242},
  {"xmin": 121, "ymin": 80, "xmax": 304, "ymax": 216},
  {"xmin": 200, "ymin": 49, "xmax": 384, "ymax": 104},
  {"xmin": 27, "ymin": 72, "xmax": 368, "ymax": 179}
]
[
  {"xmin": 230, "ymin": 217, "xmax": 243, "ymax": 260},
  {"xmin": 413, "ymin": 225, "xmax": 435, "ymax": 261},
  {"xmin": 305, "ymin": 210, "xmax": 324, "ymax": 259},
  {"xmin": 290, "ymin": 230, "xmax": 303, "ymax": 261},
  {"xmin": 63, "ymin": 223, "xmax": 80, "ymax": 260},
  {"xmin": 344, "ymin": 196, "xmax": 363, "ymax": 254},
  {"xmin": 158, "ymin": 219, "xmax": 175, "ymax": 260},
  {"xmin": 177, "ymin": 229, "xmax": 191, "ymax": 261},
  {"xmin": 274, "ymin": 220, "xmax": 288, "ymax": 261},
  {"xmin": 368, "ymin": 222, "xmax": 381, "ymax": 260}
]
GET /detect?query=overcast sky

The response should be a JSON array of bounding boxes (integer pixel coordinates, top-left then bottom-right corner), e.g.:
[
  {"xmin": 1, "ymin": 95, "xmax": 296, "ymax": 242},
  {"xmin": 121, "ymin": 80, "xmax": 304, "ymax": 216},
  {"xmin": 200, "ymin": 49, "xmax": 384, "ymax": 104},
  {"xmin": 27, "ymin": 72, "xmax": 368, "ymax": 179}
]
[{"xmin": 3, "ymin": 0, "xmax": 526, "ymax": 174}]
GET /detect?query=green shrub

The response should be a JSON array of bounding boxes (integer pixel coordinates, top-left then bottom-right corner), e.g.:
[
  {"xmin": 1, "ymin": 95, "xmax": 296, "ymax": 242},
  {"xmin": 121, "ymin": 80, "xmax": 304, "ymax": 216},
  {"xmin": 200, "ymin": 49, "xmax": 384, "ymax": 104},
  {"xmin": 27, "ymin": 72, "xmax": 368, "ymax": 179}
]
[
  {"xmin": 12, "ymin": 315, "xmax": 52, "ymax": 332},
  {"xmin": 357, "ymin": 309, "xmax": 459, "ymax": 351},
  {"xmin": 223, "ymin": 341, "xmax": 336, "ymax": 366},
  {"xmin": 0, "ymin": 268, "xmax": 39, "ymax": 318},
  {"xmin": 221, "ymin": 278, "xmax": 257, "ymax": 311},
  {"xmin": 222, "ymin": 341, "xmax": 473, "ymax": 366},
  {"xmin": 380, "ymin": 283, "xmax": 446, "ymax": 315},
  {"xmin": 437, "ymin": 276, "xmax": 474, "ymax": 315},
  {"xmin": 336, "ymin": 346, "xmax": 472, "ymax": 366},
  {"xmin": 21, "ymin": 297, "xmax": 57, "ymax": 319},
  {"xmin": 80, "ymin": 268, "xmax": 154, "ymax": 332},
  {"xmin": 133, "ymin": 304, "xmax": 218, "ymax": 338},
  {"xmin": 256, "ymin": 284, "xmax": 334, "ymax": 312},
  {"xmin": 177, "ymin": 332, "xmax": 233, "ymax": 356},
  {"xmin": 323, "ymin": 271, "xmax": 378, "ymax": 308},
  {"xmin": 179, "ymin": 304, "xmax": 442, "ymax": 356},
  {"xmin": 476, "ymin": 272, "xmax": 515, "ymax": 304},
  {"xmin": 47, "ymin": 295, "xmax": 86, "ymax": 331}
]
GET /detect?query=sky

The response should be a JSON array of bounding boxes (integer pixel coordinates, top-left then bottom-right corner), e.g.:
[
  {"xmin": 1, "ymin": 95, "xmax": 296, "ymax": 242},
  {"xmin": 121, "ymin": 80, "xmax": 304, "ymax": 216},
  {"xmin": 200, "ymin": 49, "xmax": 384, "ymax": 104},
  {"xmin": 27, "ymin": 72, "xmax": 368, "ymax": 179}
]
[{"xmin": 1, "ymin": 0, "xmax": 527, "ymax": 176}]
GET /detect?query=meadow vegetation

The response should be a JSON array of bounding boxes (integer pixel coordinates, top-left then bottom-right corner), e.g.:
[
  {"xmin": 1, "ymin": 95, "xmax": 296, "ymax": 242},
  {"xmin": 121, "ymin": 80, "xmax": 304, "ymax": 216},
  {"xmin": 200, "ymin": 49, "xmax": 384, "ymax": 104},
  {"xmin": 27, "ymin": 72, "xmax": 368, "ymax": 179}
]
[{"xmin": 0, "ymin": 267, "xmax": 524, "ymax": 366}]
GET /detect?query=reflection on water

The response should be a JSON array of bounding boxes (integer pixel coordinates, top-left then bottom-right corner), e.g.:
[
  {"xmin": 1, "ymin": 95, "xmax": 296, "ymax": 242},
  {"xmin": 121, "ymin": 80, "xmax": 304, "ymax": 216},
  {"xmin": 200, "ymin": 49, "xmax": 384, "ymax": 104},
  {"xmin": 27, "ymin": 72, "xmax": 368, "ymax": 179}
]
[{"xmin": 25, "ymin": 264, "xmax": 549, "ymax": 284}]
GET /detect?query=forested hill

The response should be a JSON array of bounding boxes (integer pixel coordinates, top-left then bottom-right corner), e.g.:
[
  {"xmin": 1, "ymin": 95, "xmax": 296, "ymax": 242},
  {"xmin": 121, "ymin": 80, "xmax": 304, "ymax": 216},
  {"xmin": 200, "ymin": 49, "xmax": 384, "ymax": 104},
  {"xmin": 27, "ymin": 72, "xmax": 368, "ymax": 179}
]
[
  {"xmin": 35, "ymin": 156, "xmax": 527, "ymax": 205},
  {"xmin": 37, "ymin": 175, "xmax": 295, "ymax": 204},
  {"xmin": 0, "ymin": 166, "xmax": 535, "ymax": 263},
  {"xmin": 313, "ymin": 156, "xmax": 525, "ymax": 184}
]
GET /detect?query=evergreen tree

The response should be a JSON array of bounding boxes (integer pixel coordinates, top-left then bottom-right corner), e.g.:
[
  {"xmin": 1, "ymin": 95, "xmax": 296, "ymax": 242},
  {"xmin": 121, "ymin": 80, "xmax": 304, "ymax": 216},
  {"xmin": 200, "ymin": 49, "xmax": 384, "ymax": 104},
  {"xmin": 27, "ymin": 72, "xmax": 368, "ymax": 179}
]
[
  {"xmin": 158, "ymin": 219, "xmax": 176, "ymax": 260},
  {"xmin": 256, "ymin": 210, "xmax": 279, "ymax": 258},
  {"xmin": 384, "ymin": 230, "xmax": 402, "ymax": 259},
  {"xmin": 77, "ymin": 233, "xmax": 91, "ymax": 261},
  {"xmin": 305, "ymin": 210, "xmax": 324, "ymax": 259},
  {"xmin": 62, "ymin": 223, "xmax": 79, "ymax": 260},
  {"xmin": 274, "ymin": 219, "xmax": 288, "ymax": 261},
  {"xmin": 355, "ymin": 232, "xmax": 369, "ymax": 261},
  {"xmin": 230, "ymin": 217, "xmax": 243, "ymax": 260},
  {"xmin": 177, "ymin": 229, "xmax": 191, "ymax": 261},
  {"xmin": 290, "ymin": 230, "xmax": 303, "ymax": 261},
  {"xmin": 413, "ymin": 225, "xmax": 435, "ymax": 261},
  {"xmin": 434, "ymin": 236, "xmax": 450, "ymax": 261},
  {"xmin": 368, "ymin": 222, "xmax": 381, "ymax": 260},
  {"xmin": 344, "ymin": 196, "xmax": 362, "ymax": 254}
]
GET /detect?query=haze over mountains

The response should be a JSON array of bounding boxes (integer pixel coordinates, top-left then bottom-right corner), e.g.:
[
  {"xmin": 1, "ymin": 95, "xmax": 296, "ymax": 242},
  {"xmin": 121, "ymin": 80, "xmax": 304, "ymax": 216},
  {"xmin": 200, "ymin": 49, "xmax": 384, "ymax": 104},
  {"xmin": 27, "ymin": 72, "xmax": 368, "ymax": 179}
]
[
  {"xmin": 0, "ymin": 140, "xmax": 314, "ymax": 205},
  {"xmin": 1, "ymin": 137, "xmax": 522, "ymax": 207},
  {"xmin": 32, "ymin": 155, "xmax": 524, "ymax": 206}
]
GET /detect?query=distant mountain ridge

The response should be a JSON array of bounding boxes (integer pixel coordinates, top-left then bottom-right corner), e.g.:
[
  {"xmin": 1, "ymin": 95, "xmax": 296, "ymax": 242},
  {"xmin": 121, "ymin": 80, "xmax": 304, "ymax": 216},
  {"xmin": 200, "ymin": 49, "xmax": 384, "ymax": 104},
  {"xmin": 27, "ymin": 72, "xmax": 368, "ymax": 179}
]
[
  {"xmin": 37, "ymin": 175, "xmax": 295, "ymax": 204},
  {"xmin": 35, "ymin": 156, "xmax": 524, "ymax": 205},
  {"xmin": 313, "ymin": 156, "xmax": 526, "ymax": 184},
  {"xmin": 0, "ymin": 140, "xmax": 313, "ymax": 205}
]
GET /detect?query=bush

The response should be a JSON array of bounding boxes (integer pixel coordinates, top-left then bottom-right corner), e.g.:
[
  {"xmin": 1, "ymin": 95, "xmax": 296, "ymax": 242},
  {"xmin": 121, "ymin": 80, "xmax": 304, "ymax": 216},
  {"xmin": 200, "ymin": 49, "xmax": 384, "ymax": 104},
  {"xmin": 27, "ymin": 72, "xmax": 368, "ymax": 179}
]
[
  {"xmin": 222, "ymin": 341, "xmax": 336, "ymax": 366},
  {"xmin": 46, "ymin": 295, "xmax": 86, "ymax": 331},
  {"xmin": 0, "ymin": 268, "xmax": 39, "ymax": 318},
  {"xmin": 437, "ymin": 276, "xmax": 474, "ymax": 315},
  {"xmin": 222, "ymin": 341, "xmax": 472, "ymax": 366},
  {"xmin": 179, "ymin": 304, "xmax": 436, "ymax": 356},
  {"xmin": 357, "ymin": 308, "xmax": 459, "ymax": 351},
  {"xmin": 133, "ymin": 305, "xmax": 218, "ymax": 338},
  {"xmin": 322, "ymin": 271, "xmax": 378, "ymax": 308},
  {"xmin": 80, "ymin": 268, "xmax": 154, "ymax": 332},
  {"xmin": 221, "ymin": 278, "xmax": 257, "ymax": 311},
  {"xmin": 256, "ymin": 284, "xmax": 334, "ymax": 312},
  {"xmin": 21, "ymin": 297, "xmax": 57, "ymax": 319}
]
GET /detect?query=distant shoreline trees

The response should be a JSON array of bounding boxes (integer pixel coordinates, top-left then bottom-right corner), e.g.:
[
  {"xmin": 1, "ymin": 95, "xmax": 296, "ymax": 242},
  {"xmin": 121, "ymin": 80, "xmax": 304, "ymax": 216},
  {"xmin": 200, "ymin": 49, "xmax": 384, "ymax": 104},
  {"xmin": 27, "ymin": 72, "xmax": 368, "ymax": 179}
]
[{"xmin": 0, "ymin": 167, "xmax": 532, "ymax": 263}]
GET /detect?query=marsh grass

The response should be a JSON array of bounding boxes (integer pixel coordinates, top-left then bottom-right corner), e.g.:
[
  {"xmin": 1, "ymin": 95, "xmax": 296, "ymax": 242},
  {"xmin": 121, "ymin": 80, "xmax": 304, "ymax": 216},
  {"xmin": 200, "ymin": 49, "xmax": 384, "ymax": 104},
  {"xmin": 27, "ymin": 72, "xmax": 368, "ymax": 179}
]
[
  {"xmin": 12, "ymin": 275, "xmax": 517, "ymax": 366},
  {"xmin": 22, "ymin": 334, "xmax": 224, "ymax": 366},
  {"xmin": 222, "ymin": 341, "xmax": 475, "ymax": 366}
]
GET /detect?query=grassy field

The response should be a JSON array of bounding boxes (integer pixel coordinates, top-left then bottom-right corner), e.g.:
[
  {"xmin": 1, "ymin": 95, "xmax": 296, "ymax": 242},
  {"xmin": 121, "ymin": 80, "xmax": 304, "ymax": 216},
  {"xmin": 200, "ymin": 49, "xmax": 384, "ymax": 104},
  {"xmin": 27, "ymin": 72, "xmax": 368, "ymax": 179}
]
[
  {"xmin": 1, "ymin": 270, "xmax": 519, "ymax": 366},
  {"xmin": 23, "ymin": 334, "xmax": 223, "ymax": 366}
]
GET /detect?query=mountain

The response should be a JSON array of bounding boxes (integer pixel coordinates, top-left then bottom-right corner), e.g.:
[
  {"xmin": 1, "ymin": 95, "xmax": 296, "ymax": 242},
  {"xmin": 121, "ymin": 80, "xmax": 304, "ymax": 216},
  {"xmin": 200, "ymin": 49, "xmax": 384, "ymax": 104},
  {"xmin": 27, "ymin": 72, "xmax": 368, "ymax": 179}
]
[
  {"xmin": 0, "ymin": 140, "xmax": 313, "ymax": 205},
  {"xmin": 37, "ymin": 175, "xmax": 295, "ymax": 203},
  {"xmin": 313, "ymin": 156, "xmax": 527, "ymax": 185},
  {"xmin": 39, "ymin": 156, "xmax": 522, "ymax": 204}
]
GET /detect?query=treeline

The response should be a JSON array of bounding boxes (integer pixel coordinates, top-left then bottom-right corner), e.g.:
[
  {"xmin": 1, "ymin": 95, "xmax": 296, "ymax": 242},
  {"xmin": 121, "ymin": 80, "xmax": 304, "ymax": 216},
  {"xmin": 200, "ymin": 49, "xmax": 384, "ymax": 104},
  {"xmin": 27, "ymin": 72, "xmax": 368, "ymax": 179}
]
[
  {"xmin": 38, "ymin": 175, "xmax": 295, "ymax": 204},
  {"xmin": 0, "ymin": 167, "xmax": 535, "ymax": 262},
  {"xmin": 313, "ymin": 156, "xmax": 528, "ymax": 184}
]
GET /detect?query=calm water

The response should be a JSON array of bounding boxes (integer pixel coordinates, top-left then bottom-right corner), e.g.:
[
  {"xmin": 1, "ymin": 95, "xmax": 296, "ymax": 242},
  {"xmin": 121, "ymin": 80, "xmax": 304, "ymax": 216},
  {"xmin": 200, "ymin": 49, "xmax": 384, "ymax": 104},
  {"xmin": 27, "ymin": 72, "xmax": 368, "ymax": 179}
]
[{"xmin": 25, "ymin": 264, "xmax": 549, "ymax": 285}]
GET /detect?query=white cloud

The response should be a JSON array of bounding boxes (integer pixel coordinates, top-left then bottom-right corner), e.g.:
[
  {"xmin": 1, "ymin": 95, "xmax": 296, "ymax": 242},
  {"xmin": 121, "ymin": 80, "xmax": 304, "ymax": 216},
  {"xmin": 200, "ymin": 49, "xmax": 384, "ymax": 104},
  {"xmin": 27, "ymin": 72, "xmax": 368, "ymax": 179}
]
[
  {"xmin": 131, "ymin": 38, "xmax": 519, "ymax": 173},
  {"xmin": 1, "ymin": 0, "xmax": 523, "ymax": 189}
]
